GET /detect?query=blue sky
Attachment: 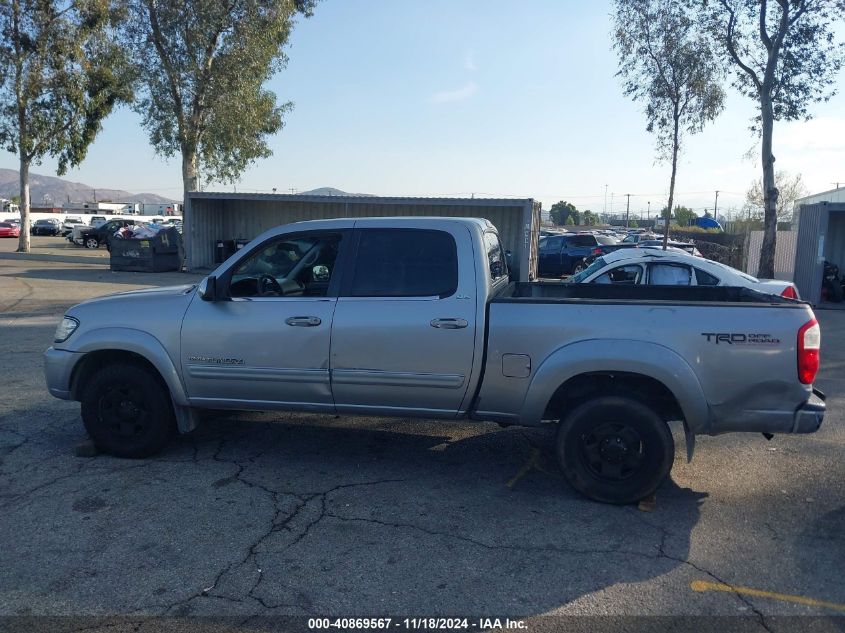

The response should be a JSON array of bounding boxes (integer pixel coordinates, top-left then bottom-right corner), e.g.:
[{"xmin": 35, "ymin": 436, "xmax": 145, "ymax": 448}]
[{"xmin": 2, "ymin": 0, "xmax": 844, "ymax": 219}]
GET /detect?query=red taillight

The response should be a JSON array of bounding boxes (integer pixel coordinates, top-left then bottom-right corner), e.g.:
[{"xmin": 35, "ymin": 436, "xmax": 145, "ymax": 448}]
[
  {"xmin": 592, "ymin": 248, "xmax": 602, "ymax": 255},
  {"xmin": 781, "ymin": 286, "xmax": 798, "ymax": 299},
  {"xmin": 797, "ymin": 318, "xmax": 820, "ymax": 384}
]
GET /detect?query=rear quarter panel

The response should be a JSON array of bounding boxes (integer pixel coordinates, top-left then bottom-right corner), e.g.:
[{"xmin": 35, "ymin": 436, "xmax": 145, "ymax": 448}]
[{"xmin": 475, "ymin": 300, "xmax": 816, "ymax": 435}]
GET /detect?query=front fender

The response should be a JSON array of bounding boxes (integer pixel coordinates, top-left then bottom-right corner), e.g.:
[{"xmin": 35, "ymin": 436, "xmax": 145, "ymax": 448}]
[
  {"xmin": 520, "ymin": 339, "xmax": 710, "ymax": 435},
  {"xmin": 66, "ymin": 327, "xmax": 189, "ymax": 406}
]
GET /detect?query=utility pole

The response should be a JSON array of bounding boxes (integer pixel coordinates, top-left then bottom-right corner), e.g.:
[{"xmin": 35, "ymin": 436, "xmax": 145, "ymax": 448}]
[
  {"xmin": 833, "ymin": 182, "xmax": 842, "ymax": 190},
  {"xmin": 625, "ymin": 194, "xmax": 631, "ymax": 228},
  {"xmin": 604, "ymin": 184, "xmax": 608, "ymax": 214},
  {"xmin": 713, "ymin": 190, "xmax": 719, "ymax": 218}
]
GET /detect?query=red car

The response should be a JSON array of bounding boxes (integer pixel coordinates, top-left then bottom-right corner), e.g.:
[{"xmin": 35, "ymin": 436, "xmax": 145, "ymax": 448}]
[{"xmin": 0, "ymin": 222, "xmax": 21, "ymax": 238}]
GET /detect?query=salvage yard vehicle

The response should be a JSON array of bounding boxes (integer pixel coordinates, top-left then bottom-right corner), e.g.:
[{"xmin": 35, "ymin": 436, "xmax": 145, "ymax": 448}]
[
  {"xmin": 570, "ymin": 249, "xmax": 801, "ymax": 298},
  {"xmin": 31, "ymin": 218, "xmax": 62, "ymax": 236},
  {"xmin": 0, "ymin": 221, "xmax": 20, "ymax": 238},
  {"xmin": 78, "ymin": 219, "xmax": 136, "ymax": 249},
  {"xmin": 538, "ymin": 233, "xmax": 616, "ymax": 277},
  {"xmin": 44, "ymin": 217, "xmax": 825, "ymax": 504}
]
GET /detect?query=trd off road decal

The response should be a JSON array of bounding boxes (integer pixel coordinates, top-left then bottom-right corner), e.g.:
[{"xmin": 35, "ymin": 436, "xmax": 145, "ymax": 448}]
[{"xmin": 701, "ymin": 333, "xmax": 781, "ymax": 345}]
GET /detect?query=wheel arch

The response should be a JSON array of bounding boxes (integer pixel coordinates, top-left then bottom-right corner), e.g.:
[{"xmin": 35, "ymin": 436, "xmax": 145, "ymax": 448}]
[
  {"xmin": 521, "ymin": 339, "xmax": 711, "ymax": 457},
  {"xmin": 68, "ymin": 328, "xmax": 189, "ymax": 408}
]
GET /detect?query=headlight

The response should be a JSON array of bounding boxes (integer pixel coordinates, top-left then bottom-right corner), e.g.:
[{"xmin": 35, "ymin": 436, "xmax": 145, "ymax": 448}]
[{"xmin": 54, "ymin": 316, "xmax": 79, "ymax": 343}]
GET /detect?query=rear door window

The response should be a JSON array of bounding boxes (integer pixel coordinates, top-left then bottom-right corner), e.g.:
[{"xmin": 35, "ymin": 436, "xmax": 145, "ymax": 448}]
[
  {"xmin": 648, "ymin": 263, "xmax": 693, "ymax": 285},
  {"xmin": 348, "ymin": 229, "xmax": 458, "ymax": 297},
  {"xmin": 540, "ymin": 236, "xmax": 563, "ymax": 252}
]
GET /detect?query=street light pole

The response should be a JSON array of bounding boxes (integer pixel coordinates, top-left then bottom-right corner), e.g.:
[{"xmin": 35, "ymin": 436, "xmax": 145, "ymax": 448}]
[
  {"xmin": 625, "ymin": 194, "xmax": 631, "ymax": 228},
  {"xmin": 714, "ymin": 190, "xmax": 719, "ymax": 219}
]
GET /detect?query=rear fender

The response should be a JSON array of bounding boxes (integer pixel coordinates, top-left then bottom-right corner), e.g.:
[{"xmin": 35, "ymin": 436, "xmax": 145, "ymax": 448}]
[{"xmin": 520, "ymin": 339, "xmax": 710, "ymax": 440}]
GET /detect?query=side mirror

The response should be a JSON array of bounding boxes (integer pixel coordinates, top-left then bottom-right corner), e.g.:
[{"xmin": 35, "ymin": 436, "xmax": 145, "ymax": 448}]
[
  {"xmin": 312, "ymin": 265, "xmax": 330, "ymax": 282},
  {"xmin": 198, "ymin": 275, "xmax": 217, "ymax": 301}
]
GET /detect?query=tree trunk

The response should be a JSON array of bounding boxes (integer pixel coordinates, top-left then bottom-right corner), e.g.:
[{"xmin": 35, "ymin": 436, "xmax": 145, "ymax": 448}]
[
  {"xmin": 181, "ymin": 149, "xmax": 199, "ymax": 270},
  {"xmin": 757, "ymin": 95, "xmax": 778, "ymax": 278},
  {"xmin": 663, "ymin": 113, "xmax": 680, "ymax": 250},
  {"xmin": 16, "ymin": 155, "xmax": 30, "ymax": 253}
]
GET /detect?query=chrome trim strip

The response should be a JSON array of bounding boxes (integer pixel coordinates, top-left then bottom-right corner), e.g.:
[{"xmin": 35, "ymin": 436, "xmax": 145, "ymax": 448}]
[
  {"xmin": 331, "ymin": 369, "xmax": 465, "ymax": 389},
  {"xmin": 187, "ymin": 365, "xmax": 330, "ymax": 384}
]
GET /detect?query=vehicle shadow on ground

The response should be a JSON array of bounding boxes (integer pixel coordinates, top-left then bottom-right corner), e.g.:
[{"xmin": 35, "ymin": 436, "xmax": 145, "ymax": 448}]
[
  {"xmin": 154, "ymin": 412, "xmax": 707, "ymax": 616},
  {"xmin": 1, "ymin": 407, "xmax": 708, "ymax": 617}
]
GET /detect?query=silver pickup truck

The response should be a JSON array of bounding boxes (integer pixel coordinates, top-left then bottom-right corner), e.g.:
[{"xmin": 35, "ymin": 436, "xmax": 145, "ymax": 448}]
[{"xmin": 44, "ymin": 217, "xmax": 825, "ymax": 504}]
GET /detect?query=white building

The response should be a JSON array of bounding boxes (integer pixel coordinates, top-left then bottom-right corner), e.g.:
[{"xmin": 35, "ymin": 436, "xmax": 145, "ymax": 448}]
[
  {"xmin": 139, "ymin": 202, "xmax": 181, "ymax": 216},
  {"xmin": 62, "ymin": 201, "xmax": 139, "ymax": 214}
]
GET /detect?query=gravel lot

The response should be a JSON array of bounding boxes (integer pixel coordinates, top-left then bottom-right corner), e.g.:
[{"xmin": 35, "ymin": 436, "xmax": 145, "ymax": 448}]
[{"xmin": 1, "ymin": 243, "xmax": 843, "ymax": 631}]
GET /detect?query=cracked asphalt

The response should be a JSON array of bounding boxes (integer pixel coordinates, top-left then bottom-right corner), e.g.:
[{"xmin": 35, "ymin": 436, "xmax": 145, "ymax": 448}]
[{"xmin": 1, "ymin": 249, "xmax": 844, "ymax": 630}]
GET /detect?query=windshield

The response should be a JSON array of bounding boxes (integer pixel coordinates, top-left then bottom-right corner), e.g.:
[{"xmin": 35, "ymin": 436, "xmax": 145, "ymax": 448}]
[{"xmin": 568, "ymin": 256, "xmax": 607, "ymax": 283}]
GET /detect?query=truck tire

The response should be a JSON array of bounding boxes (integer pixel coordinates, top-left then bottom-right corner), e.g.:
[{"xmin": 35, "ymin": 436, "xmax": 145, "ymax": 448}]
[
  {"xmin": 85, "ymin": 237, "xmax": 99, "ymax": 249},
  {"xmin": 556, "ymin": 396, "xmax": 674, "ymax": 504},
  {"xmin": 80, "ymin": 363, "xmax": 175, "ymax": 458}
]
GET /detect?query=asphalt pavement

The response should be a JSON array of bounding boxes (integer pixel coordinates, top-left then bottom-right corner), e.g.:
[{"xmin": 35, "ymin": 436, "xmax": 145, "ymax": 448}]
[{"xmin": 0, "ymin": 243, "xmax": 843, "ymax": 632}]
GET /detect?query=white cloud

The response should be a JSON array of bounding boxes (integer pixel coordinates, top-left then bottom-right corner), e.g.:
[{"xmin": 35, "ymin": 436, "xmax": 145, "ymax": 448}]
[
  {"xmin": 430, "ymin": 81, "xmax": 478, "ymax": 104},
  {"xmin": 464, "ymin": 50, "xmax": 477, "ymax": 72}
]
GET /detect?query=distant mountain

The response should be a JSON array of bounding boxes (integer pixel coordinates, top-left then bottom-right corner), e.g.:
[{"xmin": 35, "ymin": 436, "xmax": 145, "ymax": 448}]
[
  {"xmin": 299, "ymin": 187, "xmax": 375, "ymax": 197},
  {"xmin": 0, "ymin": 169, "xmax": 178, "ymax": 205}
]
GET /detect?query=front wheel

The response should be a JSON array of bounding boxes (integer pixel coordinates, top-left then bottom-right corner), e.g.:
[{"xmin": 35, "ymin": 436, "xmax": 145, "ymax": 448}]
[
  {"xmin": 556, "ymin": 396, "xmax": 674, "ymax": 504},
  {"xmin": 80, "ymin": 363, "xmax": 175, "ymax": 458}
]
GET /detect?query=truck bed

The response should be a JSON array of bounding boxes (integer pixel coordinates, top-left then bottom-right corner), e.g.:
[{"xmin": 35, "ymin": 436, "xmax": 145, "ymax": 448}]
[
  {"xmin": 475, "ymin": 281, "xmax": 816, "ymax": 437},
  {"xmin": 496, "ymin": 281, "xmax": 800, "ymax": 306}
]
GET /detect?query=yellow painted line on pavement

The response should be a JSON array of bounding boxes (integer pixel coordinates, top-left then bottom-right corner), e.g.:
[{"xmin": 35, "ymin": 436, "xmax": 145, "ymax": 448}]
[{"xmin": 690, "ymin": 580, "xmax": 845, "ymax": 613}]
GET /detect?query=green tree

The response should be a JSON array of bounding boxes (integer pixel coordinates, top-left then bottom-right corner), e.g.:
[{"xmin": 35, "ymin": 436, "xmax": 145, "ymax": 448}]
[
  {"xmin": 0, "ymin": 0, "xmax": 130, "ymax": 252},
  {"xmin": 702, "ymin": 0, "xmax": 844, "ymax": 277},
  {"xmin": 613, "ymin": 0, "xmax": 725, "ymax": 249},
  {"xmin": 673, "ymin": 205, "xmax": 698, "ymax": 226},
  {"xmin": 582, "ymin": 210, "xmax": 598, "ymax": 225},
  {"xmin": 564, "ymin": 215, "xmax": 575, "ymax": 226},
  {"xmin": 124, "ymin": 0, "xmax": 316, "ymax": 251},
  {"xmin": 549, "ymin": 200, "xmax": 579, "ymax": 225}
]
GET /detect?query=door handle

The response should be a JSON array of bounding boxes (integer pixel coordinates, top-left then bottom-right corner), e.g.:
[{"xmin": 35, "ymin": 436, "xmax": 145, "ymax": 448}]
[
  {"xmin": 285, "ymin": 316, "xmax": 322, "ymax": 327},
  {"xmin": 430, "ymin": 318, "xmax": 468, "ymax": 329}
]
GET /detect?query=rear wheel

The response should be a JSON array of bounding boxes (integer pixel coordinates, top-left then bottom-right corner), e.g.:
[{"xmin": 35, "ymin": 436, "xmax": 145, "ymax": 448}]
[
  {"xmin": 85, "ymin": 237, "xmax": 99, "ymax": 249},
  {"xmin": 80, "ymin": 363, "xmax": 175, "ymax": 458},
  {"xmin": 556, "ymin": 396, "xmax": 674, "ymax": 504}
]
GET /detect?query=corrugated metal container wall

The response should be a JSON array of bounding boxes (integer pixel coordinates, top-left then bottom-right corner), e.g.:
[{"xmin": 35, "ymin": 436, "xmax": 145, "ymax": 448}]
[
  {"xmin": 824, "ymin": 212, "xmax": 845, "ymax": 275},
  {"xmin": 792, "ymin": 203, "xmax": 829, "ymax": 304},
  {"xmin": 745, "ymin": 230, "xmax": 797, "ymax": 280},
  {"xmin": 186, "ymin": 195, "xmax": 539, "ymax": 280}
]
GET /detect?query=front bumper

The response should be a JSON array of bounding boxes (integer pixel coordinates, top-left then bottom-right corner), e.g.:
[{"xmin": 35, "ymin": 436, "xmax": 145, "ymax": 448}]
[
  {"xmin": 792, "ymin": 389, "xmax": 826, "ymax": 433},
  {"xmin": 44, "ymin": 347, "xmax": 82, "ymax": 400}
]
